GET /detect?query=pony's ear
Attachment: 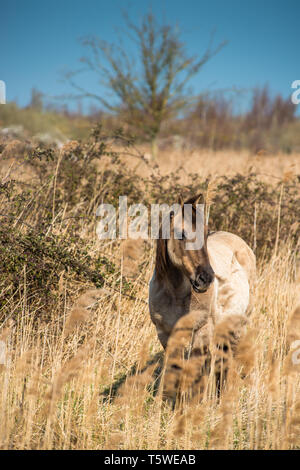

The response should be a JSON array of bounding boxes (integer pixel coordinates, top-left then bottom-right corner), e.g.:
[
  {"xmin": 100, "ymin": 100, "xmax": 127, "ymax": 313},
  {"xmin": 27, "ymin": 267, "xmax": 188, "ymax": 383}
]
[
  {"xmin": 184, "ymin": 193, "xmax": 204, "ymax": 207},
  {"xmin": 178, "ymin": 194, "xmax": 184, "ymax": 207}
]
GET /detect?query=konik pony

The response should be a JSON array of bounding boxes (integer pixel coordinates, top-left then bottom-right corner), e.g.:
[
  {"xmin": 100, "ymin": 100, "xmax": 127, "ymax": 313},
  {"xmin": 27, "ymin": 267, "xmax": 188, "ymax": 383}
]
[{"xmin": 148, "ymin": 194, "xmax": 256, "ymax": 397}]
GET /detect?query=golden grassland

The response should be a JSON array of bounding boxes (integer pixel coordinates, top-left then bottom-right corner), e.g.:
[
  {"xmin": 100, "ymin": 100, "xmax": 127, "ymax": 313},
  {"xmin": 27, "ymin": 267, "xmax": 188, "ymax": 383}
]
[
  {"xmin": 127, "ymin": 146, "xmax": 300, "ymax": 182},
  {"xmin": 0, "ymin": 142, "xmax": 299, "ymax": 449}
]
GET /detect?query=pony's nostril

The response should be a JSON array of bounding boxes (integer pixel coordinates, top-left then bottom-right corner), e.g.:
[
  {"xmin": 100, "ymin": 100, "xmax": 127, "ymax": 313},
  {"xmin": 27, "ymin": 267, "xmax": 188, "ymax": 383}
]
[{"xmin": 197, "ymin": 269, "xmax": 214, "ymax": 285}]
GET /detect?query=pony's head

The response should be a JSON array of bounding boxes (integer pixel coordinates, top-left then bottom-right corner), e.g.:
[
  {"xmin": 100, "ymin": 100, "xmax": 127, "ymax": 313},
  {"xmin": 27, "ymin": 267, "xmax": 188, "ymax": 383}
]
[{"xmin": 156, "ymin": 194, "xmax": 215, "ymax": 293}]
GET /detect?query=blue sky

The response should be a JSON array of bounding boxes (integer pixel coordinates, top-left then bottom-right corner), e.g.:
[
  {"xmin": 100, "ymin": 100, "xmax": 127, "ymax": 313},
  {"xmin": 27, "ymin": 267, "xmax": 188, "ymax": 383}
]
[{"xmin": 1, "ymin": 0, "xmax": 299, "ymax": 113}]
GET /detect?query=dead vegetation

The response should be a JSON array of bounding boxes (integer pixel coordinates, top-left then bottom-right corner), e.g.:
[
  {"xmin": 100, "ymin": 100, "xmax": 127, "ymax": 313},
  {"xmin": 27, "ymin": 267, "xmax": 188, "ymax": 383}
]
[{"xmin": 0, "ymin": 128, "xmax": 299, "ymax": 449}]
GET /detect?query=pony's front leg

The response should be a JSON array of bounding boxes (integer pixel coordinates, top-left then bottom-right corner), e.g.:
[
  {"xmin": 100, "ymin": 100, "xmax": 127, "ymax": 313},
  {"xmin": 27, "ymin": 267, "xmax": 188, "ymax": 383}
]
[
  {"xmin": 163, "ymin": 312, "xmax": 248, "ymax": 401},
  {"xmin": 163, "ymin": 310, "xmax": 209, "ymax": 401},
  {"xmin": 155, "ymin": 325, "xmax": 169, "ymax": 350},
  {"xmin": 151, "ymin": 313, "xmax": 173, "ymax": 350},
  {"xmin": 214, "ymin": 313, "xmax": 248, "ymax": 353},
  {"xmin": 211, "ymin": 314, "xmax": 248, "ymax": 389}
]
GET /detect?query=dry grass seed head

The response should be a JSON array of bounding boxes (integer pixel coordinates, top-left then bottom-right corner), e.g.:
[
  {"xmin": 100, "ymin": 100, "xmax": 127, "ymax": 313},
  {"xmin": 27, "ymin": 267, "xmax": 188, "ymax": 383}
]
[{"xmin": 64, "ymin": 289, "xmax": 104, "ymax": 335}]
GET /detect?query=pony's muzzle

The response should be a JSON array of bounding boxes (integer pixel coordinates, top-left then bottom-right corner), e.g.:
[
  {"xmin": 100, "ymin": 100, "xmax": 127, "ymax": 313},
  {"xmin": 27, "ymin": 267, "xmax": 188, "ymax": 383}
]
[{"xmin": 191, "ymin": 266, "xmax": 215, "ymax": 293}]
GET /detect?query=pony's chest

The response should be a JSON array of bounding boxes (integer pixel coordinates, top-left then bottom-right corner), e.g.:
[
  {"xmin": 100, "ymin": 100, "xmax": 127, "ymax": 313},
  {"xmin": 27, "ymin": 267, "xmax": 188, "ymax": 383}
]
[{"xmin": 149, "ymin": 280, "xmax": 191, "ymax": 333}]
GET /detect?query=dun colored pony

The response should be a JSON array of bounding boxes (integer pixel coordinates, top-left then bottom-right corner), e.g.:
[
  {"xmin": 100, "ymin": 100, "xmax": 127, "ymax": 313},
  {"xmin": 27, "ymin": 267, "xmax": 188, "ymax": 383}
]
[{"xmin": 148, "ymin": 194, "xmax": 256, "ymax": 398}]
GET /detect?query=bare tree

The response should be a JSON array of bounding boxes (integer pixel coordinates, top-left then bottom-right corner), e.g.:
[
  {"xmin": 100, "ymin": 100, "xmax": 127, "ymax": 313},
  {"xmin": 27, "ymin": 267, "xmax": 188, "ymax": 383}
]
[
  {"xmin": 66, "ymin": 13, "xmax": 226, "ymax": 159},
  {"xmin": 29, "ymin": 88, "xmax": 43, "ymax": 111}
]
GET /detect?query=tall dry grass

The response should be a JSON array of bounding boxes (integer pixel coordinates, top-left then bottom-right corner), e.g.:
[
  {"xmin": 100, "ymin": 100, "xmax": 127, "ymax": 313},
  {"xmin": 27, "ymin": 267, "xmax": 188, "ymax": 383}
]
[
  {"xmin": 0, "ymin": 241, "xmax": 299, "ymax": 449},
  {"xmin": 0, "ymin": 136, "xmax": 299, "ymax": 449},
  {"xmin": 121, "ymin": 146, "xmax": 300, "ymax": 185}
]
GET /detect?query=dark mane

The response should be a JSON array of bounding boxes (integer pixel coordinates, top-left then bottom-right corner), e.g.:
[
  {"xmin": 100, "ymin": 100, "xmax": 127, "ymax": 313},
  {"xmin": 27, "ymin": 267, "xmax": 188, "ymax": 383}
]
[{"xmin": 155, "ymin": 236, "xmax": 169, "ymax": 280}]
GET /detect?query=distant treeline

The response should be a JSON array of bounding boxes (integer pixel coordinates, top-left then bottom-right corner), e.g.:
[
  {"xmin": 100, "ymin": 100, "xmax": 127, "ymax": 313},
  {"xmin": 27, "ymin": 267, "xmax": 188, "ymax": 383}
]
[{"xmin": 0, "ymin": 85, "xmax": 299, "ymax": 153}]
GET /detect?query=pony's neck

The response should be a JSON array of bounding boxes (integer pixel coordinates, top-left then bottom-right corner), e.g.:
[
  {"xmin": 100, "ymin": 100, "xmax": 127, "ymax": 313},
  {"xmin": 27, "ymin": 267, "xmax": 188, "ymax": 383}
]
[
  {"xmin": 165, "ymin": 263, "xmax": 191, "ymax": 296},
  {"xmin": 155, "ymin": 239, "xmax": 191, "ymax": 296}
]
